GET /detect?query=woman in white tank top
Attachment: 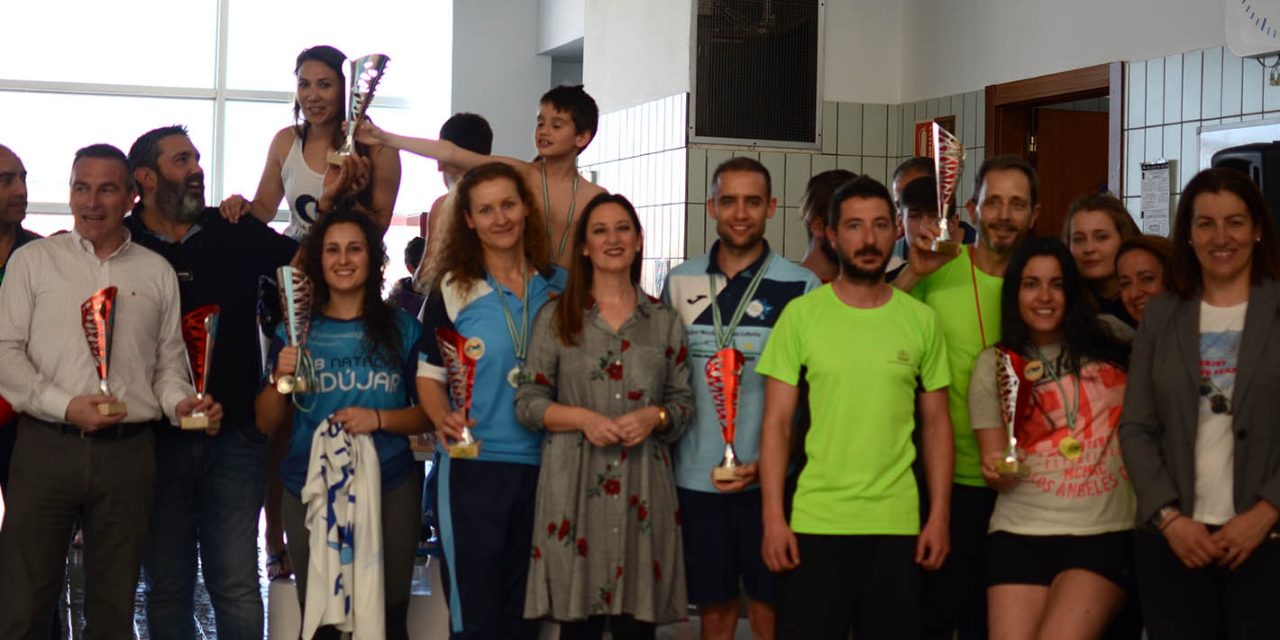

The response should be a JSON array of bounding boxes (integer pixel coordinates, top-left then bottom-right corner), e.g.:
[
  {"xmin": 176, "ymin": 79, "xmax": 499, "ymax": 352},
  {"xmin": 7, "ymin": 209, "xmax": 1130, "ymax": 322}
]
[{"xmin": 218, "ymin": 45, "xmax": 400, "ymax": 240}]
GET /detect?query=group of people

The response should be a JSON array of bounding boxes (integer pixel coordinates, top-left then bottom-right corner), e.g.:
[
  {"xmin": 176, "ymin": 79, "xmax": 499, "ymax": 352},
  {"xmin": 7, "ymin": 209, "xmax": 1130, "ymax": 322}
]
[{"xmin": 0, "ymin": 41, "xmax": 1278, "ymax": 640}]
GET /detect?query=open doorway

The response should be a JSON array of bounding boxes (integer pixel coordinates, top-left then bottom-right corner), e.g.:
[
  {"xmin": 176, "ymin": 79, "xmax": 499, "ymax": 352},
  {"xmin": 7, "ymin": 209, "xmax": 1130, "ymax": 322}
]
[{"xmin": 984, "ymin": 63, "xmax": 1124, "ymax": 238}]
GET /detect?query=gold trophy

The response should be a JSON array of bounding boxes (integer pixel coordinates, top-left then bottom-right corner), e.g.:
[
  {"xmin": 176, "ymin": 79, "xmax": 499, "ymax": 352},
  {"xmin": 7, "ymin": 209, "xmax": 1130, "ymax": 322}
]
[
  {"xmin": 995, "ymin": 348, "xmax": 1031, "ymax": 478},
  {"xmin": 180, "ymin": 305, "xmax": 220, "ymax": 430},
  {"xmin": 930, "ymin": 121, "xmax": 965, "ymax": 256},
  {"xmin": 81, "ymin": 287, "xmax": 126, "ymax": 416},
  {"xmin": 327, "ymin": 54, "xmax": 390, "ymax": 165},
  {"xmin": 708, "ymin": 347, "xmax": 746, "ymax": 482},
  {"xmin": 275, "ymin": 266, "xmax": 316, "ymax": 394},
  {"xmin": 437, "ymin": 326, "xmax": 483, "ymax": 458}
]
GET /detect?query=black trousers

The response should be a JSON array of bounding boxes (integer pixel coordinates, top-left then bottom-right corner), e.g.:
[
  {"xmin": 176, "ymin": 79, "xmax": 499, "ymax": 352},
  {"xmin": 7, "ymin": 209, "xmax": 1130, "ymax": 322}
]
[
  {"xmin": 1134, "ymin": 529, "xmax": 1280, "ymax": 640},
  {"xmin": 777, "ymin": 534, "xmax": 921, "ymax": 640},
  {"xmin": 920, "ymin": 483, "xmax": 995, "ymax": 640}
]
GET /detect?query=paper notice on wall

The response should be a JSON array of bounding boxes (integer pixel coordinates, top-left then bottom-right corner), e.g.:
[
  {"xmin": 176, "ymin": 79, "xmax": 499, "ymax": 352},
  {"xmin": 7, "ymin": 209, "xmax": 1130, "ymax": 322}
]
[{"xmin": 1140, "ymin": 161, "xmax": 1172, "ymax": 236}]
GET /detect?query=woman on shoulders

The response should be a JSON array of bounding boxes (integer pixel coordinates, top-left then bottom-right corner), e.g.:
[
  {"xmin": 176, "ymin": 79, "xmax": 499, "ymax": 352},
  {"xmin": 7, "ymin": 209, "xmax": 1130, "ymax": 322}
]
[
  {"xmin": 515, "ymin": 193, "xmax": 693, "ymax": 639},
  {"xmin": 255, "ymin": 209, "xmax": 428, "ymax": 639},
  {"xmin": 1120, "ymin": 168, "xmax": 1280, "ymax": 639},
  {"xmin": 221, "ymin": 45, "xmax": 400, "ymax": 238},
  {"xmin": 969, "ymin": 236, "xmax": 1134, "ymax": 639}
]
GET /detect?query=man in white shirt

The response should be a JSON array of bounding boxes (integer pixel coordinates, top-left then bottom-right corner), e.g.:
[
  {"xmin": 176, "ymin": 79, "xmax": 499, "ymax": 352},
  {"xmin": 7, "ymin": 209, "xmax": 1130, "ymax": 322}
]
[{"xmin": 0, "ymin": 143, "xmax": 220, "ymax": 638}]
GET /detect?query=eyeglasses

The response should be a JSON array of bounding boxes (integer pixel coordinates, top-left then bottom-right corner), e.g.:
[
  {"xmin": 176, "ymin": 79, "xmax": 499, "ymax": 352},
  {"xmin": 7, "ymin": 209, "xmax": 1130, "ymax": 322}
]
[{"xmin": 1199, "ymin": 376, "xmax": 1232, "ymax": 415}]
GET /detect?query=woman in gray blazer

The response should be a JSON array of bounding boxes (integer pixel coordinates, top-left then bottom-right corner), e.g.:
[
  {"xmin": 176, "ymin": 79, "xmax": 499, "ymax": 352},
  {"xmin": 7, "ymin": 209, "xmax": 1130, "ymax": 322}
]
[{"xmin": 1119, "ymin": 167, "xmax": 1280, "ymax": 639}]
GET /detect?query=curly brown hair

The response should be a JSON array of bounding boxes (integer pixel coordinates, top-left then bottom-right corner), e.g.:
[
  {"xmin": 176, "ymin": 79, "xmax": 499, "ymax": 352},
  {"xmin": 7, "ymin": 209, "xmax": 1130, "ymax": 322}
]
[{"xmin": 423, "ymin": 162, "xmax": 553, "ymax": 295}]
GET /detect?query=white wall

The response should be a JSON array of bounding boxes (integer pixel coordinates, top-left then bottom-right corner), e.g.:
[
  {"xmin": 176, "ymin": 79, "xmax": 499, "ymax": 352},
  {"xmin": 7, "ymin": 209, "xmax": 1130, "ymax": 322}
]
[
  {"xmin": 822, "ymin": 0, "xmax": 904, "ymax": 104},
  {"xmin": 539, "ymin": 0, "xmax": 585, "ymax": 54},
  {"xmin": 452, "ymin": 0, "xmax": 552, "ymax": 158},
  {"xmin": 897, "ymin": 0, "xmax": 1224, "ymax": 102},
  {"xmin": 582, "ymin": 0, "xmax": 692, "ymax": 113}
]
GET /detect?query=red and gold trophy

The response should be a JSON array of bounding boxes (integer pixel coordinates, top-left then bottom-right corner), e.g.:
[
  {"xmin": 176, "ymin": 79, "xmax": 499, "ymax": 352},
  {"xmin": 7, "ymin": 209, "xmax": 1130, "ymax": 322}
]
[
  {"xmin": 180, "ymin": 305, "xmax": 220, "ymax": 430},
  {"xmin": 995, "ymin": 347, "xmax": 1032, "ymax": 477},
  {"xmin": 930, "ymin": 121, "xmax": 965, "ymax": 256},
  {"xmin": 708, "ymin": 347, "xmax": 746, "ymax": 482},
  {"xmin": 437, "ymin": 326, "xmax": 483, "ymax": 458},
  {"xmin": 275, "ymin": 266, "xmax": 315, "ymax": 395},
  {"xmin": 81, "ymin": 286, "xmax": 126, "ymax": 416}
]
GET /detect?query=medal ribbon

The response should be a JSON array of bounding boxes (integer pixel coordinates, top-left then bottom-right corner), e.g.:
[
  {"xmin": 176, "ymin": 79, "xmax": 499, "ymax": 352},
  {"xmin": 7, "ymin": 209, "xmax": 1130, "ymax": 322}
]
[
  {"xmin": 708, "ymin": 253, "xmax": 774, "ymax": 350},
  {"xmin": 488, "ymin": 266, "xmax": 532, "ymax": 365},
  {"xmin": 541, "ymin": 159, "xmax": 580, "ymax": 262},
  {"xmin": 1030, "ymin": 346, "xmax": 1081, "ymax": 436}
]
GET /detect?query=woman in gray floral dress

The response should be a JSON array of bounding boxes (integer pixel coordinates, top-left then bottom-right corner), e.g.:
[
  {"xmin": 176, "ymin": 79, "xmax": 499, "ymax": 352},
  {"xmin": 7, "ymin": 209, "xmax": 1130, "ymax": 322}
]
[{"xmin": 515, "ymin": 193, "xmax": 693, "ymax": 639}]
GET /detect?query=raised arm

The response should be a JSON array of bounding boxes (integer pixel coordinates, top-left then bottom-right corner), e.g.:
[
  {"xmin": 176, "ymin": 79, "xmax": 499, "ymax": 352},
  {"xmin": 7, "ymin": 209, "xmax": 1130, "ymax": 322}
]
[
  {"xmin": 364, "ymin": 142, "xmax": 401, "ymax": 231},
  {"xmin": 357, "ymin": 121, "xmax": 532, "ymax": 174}
]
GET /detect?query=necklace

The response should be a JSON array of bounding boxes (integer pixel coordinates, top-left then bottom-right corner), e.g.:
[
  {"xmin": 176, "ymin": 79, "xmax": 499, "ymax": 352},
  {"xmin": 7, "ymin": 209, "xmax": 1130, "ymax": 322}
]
[{"xmin": 540, "ymin": 159, "xmax": 580, "ymax": 262}]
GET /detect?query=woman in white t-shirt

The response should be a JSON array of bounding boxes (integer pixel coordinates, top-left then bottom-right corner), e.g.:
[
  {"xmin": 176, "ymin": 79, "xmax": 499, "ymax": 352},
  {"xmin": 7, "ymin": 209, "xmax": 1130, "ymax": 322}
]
[
  {"xmin": 1120, "ymin": 167, "xmax": 1280, "ymax": 639},
  {"xmin": 219, "ymin": 44, "xmax": 400, "ymax": 239},
  {"xmin": 970, "ymin": 236, "xmax": 1135, "ymax": 639}
]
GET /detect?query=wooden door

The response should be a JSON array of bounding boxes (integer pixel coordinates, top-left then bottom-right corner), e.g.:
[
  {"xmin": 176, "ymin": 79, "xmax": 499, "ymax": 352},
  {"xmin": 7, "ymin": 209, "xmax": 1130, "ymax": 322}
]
[{"xmin": 1033, "ymin": 109, "xmax": 1109, "ymax": 238}]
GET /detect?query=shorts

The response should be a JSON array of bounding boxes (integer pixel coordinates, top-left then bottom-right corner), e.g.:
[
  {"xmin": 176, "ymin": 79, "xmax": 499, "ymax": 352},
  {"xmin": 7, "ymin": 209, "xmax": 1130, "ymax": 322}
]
[
  {"xmin": 677, "ymin": 487, "xmax": 777, "ymax": 606},
  {"xmin": 986, "ymin": 530, "xmax": 1134, "ymax": 591}
]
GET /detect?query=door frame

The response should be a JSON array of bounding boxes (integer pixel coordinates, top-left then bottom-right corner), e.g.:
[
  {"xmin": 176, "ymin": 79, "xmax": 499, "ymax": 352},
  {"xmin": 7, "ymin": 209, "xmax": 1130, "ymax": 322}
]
[{"xmin": 984, "ymin": 62, "xmax": 1124, "ymax": 195}]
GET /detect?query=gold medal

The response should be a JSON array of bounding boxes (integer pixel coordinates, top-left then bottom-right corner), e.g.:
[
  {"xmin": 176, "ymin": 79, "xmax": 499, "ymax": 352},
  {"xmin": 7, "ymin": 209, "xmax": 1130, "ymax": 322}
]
[
  {"xmin": 1059, "ymin": 436, "xmax": 1083, "ymax": 460},
  {"xmin": 1024, "ymin": 360, "xmax": 1045, "ymax": 382},
  {"xmin": 464, "ymin": 337, "xmax": 485, "ymax": 360}
]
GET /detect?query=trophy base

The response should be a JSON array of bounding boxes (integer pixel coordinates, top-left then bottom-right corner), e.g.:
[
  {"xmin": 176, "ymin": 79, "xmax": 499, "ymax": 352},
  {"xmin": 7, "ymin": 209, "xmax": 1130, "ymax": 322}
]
[
  {"xmin": 180, "ymin": 414, "xmax": 212, "ymax": 430},
  {"xmin": 448, "ymin": 439, "xmax": 482, "ymax": 459},
  {"xmin": 994, "ymin": 459, "xmax": 1030, "ymax": 478},
  {"xmin": 325, "ymin": 150, "xmax": 349, "ymax": 166},
  {"xmin": 712, "ymin": 465, "xmax": 739, "ymax": 482},
  {"xmin": 97, "ymin": 401, "xmax": 127, "ymax": 416},
  {"xmin": 931, "ymin": 239, "xmax": 964, "ymax": 256}
]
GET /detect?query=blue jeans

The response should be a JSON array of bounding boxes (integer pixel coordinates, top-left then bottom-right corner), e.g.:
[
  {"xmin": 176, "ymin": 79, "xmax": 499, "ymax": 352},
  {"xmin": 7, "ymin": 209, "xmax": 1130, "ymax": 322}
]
[{"xmin": 142, "ymin": 426, "xmax": 268, "ymax": 640}]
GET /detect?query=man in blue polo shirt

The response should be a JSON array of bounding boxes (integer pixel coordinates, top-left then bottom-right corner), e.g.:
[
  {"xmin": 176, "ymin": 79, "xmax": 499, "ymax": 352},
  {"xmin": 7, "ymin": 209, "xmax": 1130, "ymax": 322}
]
[
  {"xmin": 663, "ymin": 157, "xmax": 819, "ymax": 639},
  {"xmin": 125, "ymin": 125, "xmax": 297, "ymax": 639}
]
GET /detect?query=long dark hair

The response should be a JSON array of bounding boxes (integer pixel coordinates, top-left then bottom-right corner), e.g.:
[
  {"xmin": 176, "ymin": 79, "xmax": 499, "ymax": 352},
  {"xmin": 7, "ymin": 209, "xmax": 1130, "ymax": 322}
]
[
  {"xmin": 1170, "ymin": 168, "xmax": 1280, "ymax": 298},
  {"xmin": 424, "ymin": 162, "xmax": 551, "ymax": 295},
  {"xmin": 302, "ymin": 209, "xmax": 403, "ymax": 367},
  {"xmin": 555, "ymin": 193, "xmax": 643, "ymax": 346},
  {"xmin": 998, "ymin": 237, "xmax": 1129, "ymax": 370}
]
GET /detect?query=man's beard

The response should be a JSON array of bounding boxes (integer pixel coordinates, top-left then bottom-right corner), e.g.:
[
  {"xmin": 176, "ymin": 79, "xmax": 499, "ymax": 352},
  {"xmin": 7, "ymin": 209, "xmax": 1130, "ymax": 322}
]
[
  {"xmin": 838, "ymin": 246, "xmax": 888, "ymax": 284},
  {"xmin": 156, "ymin": 173, "xmax": 205, "ymax": 223}
]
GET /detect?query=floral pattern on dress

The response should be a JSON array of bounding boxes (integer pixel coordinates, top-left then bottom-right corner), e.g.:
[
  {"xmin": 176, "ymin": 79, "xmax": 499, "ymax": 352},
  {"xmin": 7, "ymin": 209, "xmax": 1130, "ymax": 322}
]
[{"xmin": 515, "ymin": 290, "xmax": 693, "ymax": 625}]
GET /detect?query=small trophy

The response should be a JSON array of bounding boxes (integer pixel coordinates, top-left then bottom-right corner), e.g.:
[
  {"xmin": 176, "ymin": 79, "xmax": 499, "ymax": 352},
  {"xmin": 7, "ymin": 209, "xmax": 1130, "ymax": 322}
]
[
  {"xmin": 707, "ymin": 347, "xmax": 746, "ymax": 482},
  {"xmin": 275, "ymin": 266, "xmax": 315, "ymax": 394},
  {"xmin": 327, "ymin": 54, "xmax": 390, "ymax": 165},
  {"xmin": 930, "ymin": 122, "xmax": 965, "ymax": 256},
  {"xmin": 437, "ymin": 326, "xmax": 483, "ymax": 459},
  {"xmin": 995, "ymin": 348, "xmax": 1031, "ymax": 478},
  {"xmin": 180, "ymin": 305, "xmax": 220, "ymax": 430},
  {"xmin": 81, "ymin": 287, "xmax": 126, "ymax": 416}
]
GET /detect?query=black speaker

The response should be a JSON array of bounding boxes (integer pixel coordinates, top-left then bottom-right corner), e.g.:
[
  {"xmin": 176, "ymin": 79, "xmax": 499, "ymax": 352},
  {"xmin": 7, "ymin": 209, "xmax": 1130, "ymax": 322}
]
[{"xmin": 1211, "ymin": 142, "xmax": 1280, "ymax": 222}]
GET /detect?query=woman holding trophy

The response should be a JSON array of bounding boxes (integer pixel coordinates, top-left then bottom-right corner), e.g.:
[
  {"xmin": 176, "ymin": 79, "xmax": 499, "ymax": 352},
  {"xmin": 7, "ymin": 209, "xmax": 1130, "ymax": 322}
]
[
  {"xmin": 220, "ymin": 44, "xmax": 401, "ymax": 238},
  {"xmin": 515, "ymin": 193, "xmax": 693, "ymax": 640},
  {"xmin": 967, "ymin": 237, "xmax": 1135, "ymax": 639},
  {"xmin": 255, "ymin": 210, "xmax": 428, "ymax": 639},
  {"xmin": 415, "ymin": 162, "xmax": 565, "ymax": 639}
]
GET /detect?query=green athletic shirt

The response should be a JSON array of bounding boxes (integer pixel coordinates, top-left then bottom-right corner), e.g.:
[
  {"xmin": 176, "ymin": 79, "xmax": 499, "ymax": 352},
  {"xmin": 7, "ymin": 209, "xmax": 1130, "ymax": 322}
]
[
  {"xmin": 756, "ymin": 285, "xmax": 949, "ymax": 535},
  {"xmin": 909, "ymin": 247, "xmax": 1002, "ymax": 487}
]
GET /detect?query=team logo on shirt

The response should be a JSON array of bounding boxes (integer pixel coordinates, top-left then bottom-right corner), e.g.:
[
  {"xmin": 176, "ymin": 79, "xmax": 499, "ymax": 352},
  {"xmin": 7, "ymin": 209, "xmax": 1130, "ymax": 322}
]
[
  {"xmin": 897, "ymin": 350, "xmax": 910, "ymax": 363},
  {"xmin": 745, "ymin": 299, "xmax": 769, "ymax": 319}
]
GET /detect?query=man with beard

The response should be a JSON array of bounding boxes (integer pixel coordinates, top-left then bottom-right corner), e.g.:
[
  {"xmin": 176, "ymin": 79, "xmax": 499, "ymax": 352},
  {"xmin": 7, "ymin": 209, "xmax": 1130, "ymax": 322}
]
[
  {"xmin": 798, "ymin": 169, "xmax": 854, "ymax": 284},
  {"xmin": 662, "ymin": 157, "xmax": 819, "ymax": 640},
  {"xmin": 0, "ymin": 144, "xmax": 38, "ymax": 495},
  {"xmin": 125, "ymin": 125, "xmax": 297, "ymax": 639},
  {"xmin": 891, "ymin": 155, "xmax": 1040, "ymax": 640},
  {"xmin": 757, "ymin": 175, "xmax": 953, "ymax": 639}
]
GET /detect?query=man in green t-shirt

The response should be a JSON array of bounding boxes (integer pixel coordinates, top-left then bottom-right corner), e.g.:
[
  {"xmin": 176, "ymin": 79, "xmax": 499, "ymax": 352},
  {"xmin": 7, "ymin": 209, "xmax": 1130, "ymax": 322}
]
[
  {"xmin": 758, "ymin": 175, "xmax": 953, "ymax": 639},
  {"xmin": 892, "ymin": 155, "xmax": 1040, "ymax": 640}
]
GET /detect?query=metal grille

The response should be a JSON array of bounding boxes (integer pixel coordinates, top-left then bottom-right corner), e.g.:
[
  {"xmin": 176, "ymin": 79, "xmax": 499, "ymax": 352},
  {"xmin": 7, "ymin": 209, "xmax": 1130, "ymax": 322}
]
[{"xmin": 693, "ymin": 0, "xmax": 820, "ymax": 146}]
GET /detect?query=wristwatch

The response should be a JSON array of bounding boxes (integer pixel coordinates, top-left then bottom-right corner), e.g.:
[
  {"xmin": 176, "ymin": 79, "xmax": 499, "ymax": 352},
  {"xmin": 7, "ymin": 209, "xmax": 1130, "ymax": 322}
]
[
  {"xmin": 1152, "ymin": 504, "xmax": 1181, "ymax": 530},
  {"xmin": 656, "ymin": 406, "xmax": 669, "ymax": 431}
]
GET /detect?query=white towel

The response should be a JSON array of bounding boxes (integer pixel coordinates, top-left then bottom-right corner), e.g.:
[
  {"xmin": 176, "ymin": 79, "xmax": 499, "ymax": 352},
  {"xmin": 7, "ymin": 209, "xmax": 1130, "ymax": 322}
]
[{"xmin": 301, "ymin": 418, "xmax": 385, "ymax": 639}]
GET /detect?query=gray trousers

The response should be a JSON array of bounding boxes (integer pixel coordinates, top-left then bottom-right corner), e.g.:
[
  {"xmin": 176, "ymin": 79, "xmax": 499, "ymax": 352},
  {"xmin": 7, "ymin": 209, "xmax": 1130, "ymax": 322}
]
[
  {"xmin": 0, "ymin": 416, "xmax": 157, "ymax": 640},
  {"xmin": 282, "ymin": 469, "xmax": 423, "ymax": 640}
]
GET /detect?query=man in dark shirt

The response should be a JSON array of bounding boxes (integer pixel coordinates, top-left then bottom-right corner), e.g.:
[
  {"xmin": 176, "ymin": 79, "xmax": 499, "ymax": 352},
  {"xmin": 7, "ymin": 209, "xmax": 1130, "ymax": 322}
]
[
  {"xmin": 0, "ymin": 144, "xmax": 38, "ymax": 495},
  {"xmin": 125, "ymin": 125, "xmax": 297, "ymax": 639}
]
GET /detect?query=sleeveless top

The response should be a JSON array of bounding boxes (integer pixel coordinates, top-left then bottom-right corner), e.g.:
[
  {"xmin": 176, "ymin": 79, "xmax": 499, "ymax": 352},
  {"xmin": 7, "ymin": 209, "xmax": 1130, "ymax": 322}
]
[{"xmin": 280, "ymin": 133, "xmax": 325, "ymax": 240}]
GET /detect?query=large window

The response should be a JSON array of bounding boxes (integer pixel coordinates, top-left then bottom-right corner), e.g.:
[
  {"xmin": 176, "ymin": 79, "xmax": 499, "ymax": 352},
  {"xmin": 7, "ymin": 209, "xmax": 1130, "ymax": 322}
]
[{"xmin": 4, "ymin": 0, "xmax": 453, "ymax": 243}]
